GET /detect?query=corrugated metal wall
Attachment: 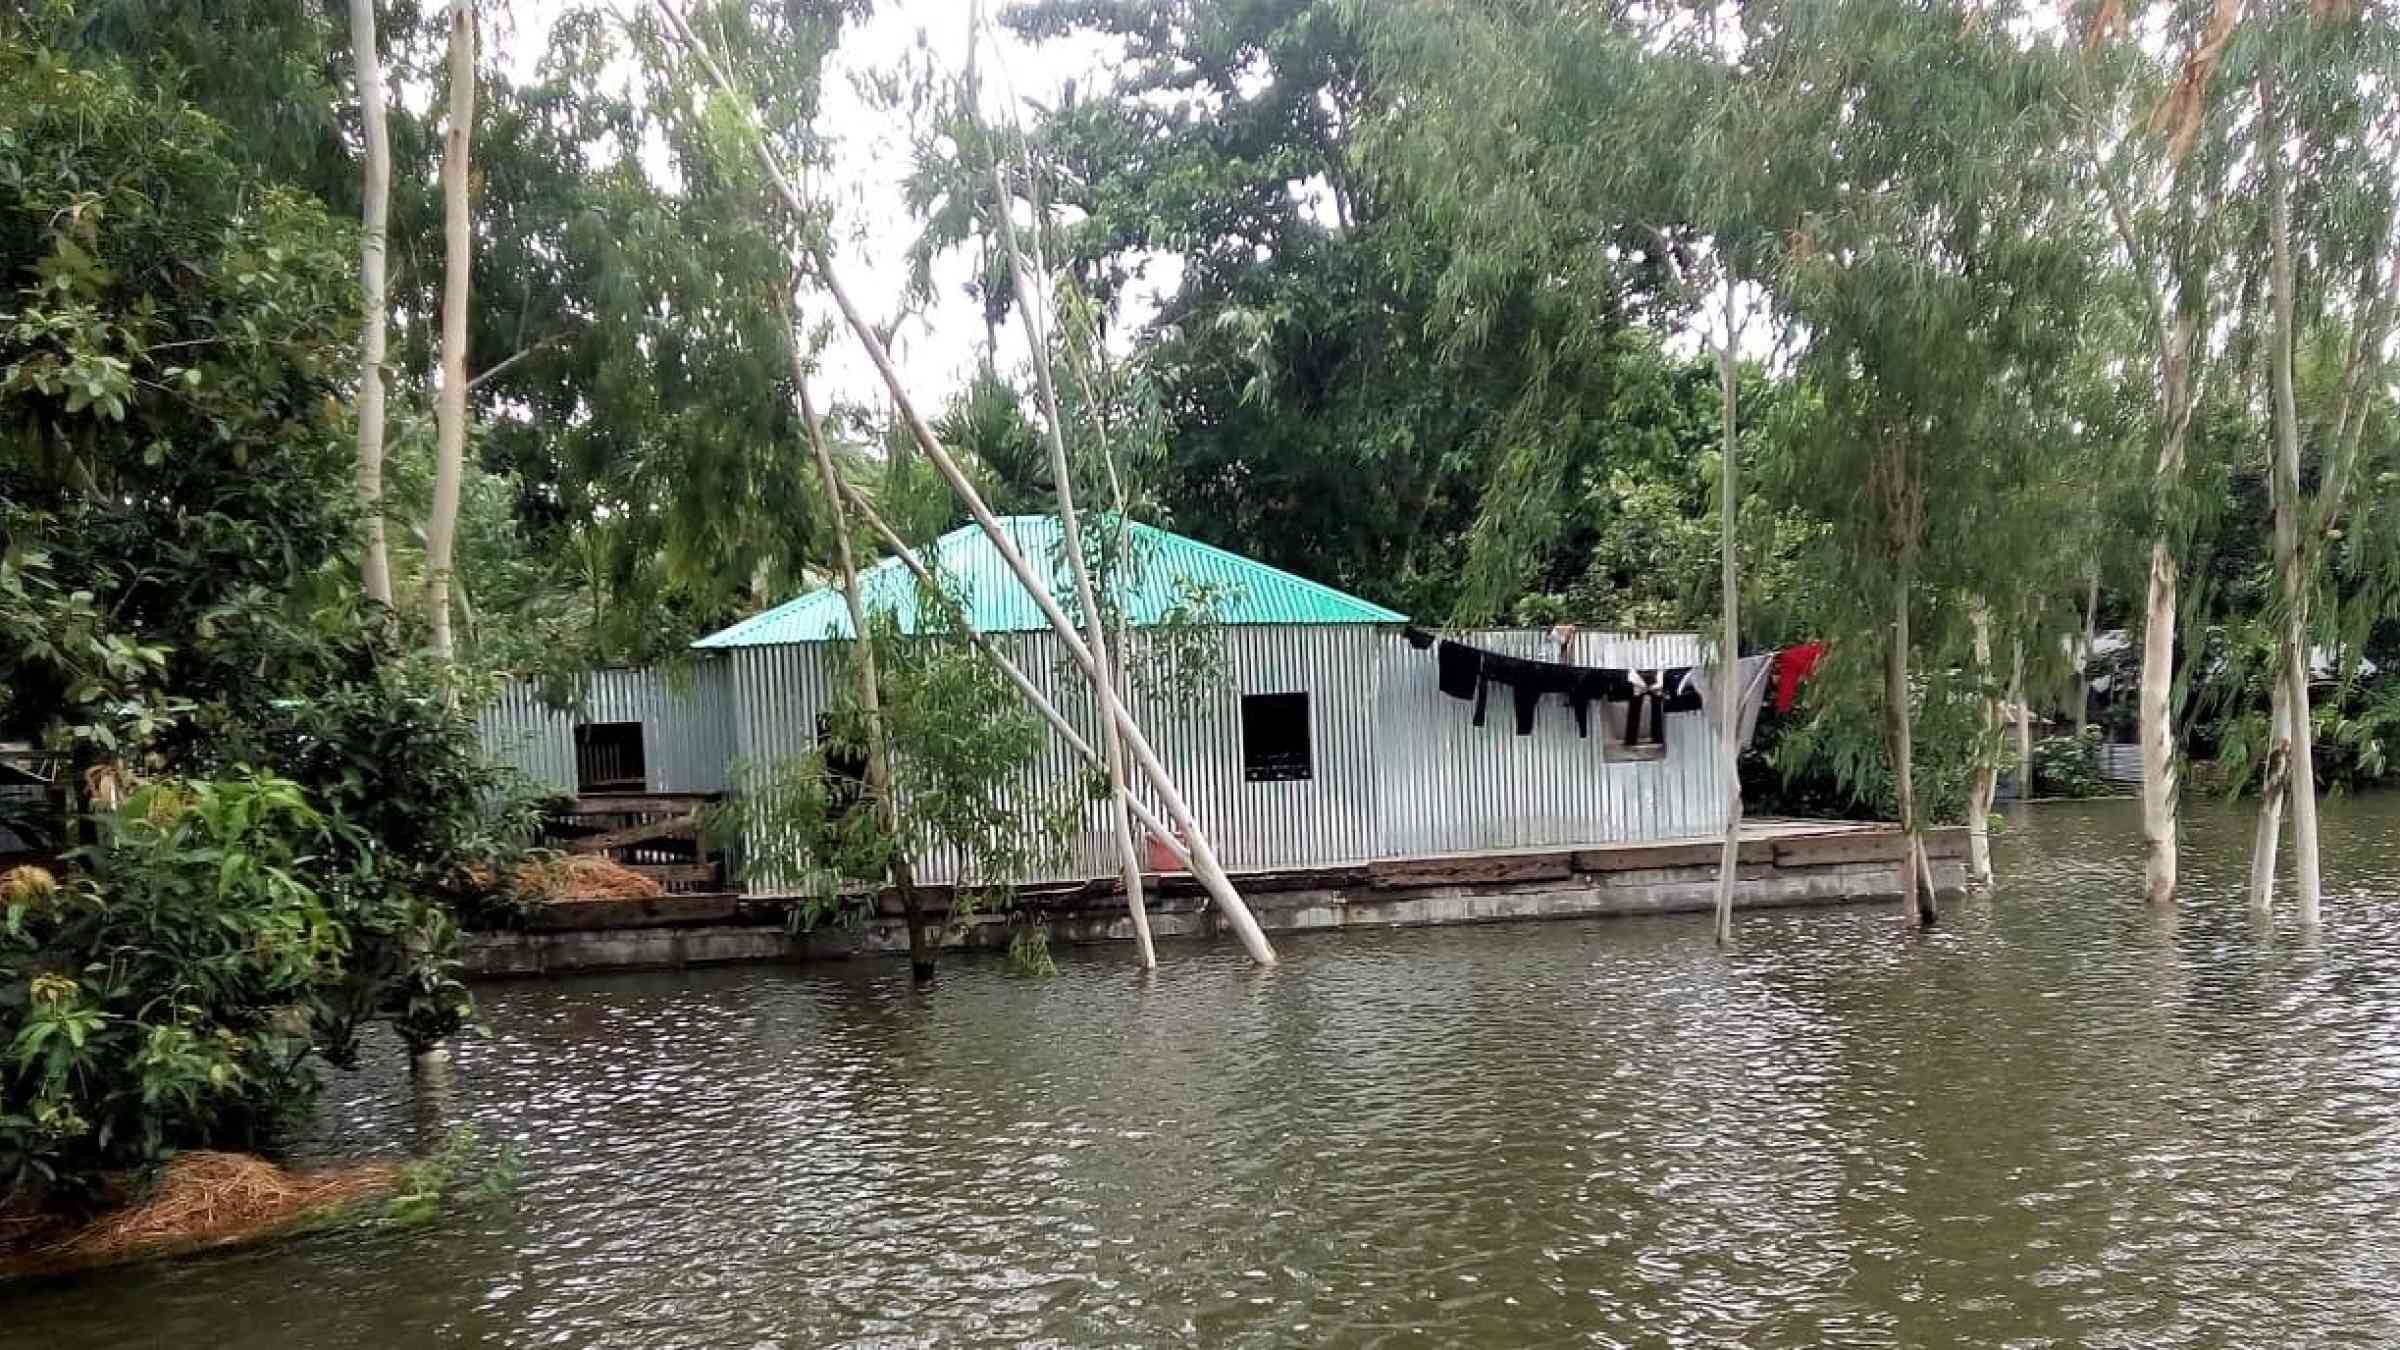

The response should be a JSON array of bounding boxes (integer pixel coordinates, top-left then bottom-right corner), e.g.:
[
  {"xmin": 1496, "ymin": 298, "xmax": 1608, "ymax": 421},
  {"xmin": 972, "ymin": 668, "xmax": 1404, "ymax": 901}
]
[
  {"xmin": 707, "ymin": 626, "xmax": 1725, "ymax": 890},
  {"xmin": 1374, "ymin": 629, "xmax": 1727, "ymax": 854},
  {"xmin": 477, "ymin": 662, "xmax": 735, "ymax": 795}
]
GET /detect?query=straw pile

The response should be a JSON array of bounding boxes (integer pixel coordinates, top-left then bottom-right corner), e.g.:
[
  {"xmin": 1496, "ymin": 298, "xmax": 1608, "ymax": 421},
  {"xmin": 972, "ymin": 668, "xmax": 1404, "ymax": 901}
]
[
  {"xmin": 459, "ymin": 856, "xmax": 665, "ymax": 904},
  {"xmin": 4, "ymin": 1151, "xmax": 401, "ymax": 1276},
  {"xmin": 514, "ymin": 855, "xmax": 664, "ymax": 901}
]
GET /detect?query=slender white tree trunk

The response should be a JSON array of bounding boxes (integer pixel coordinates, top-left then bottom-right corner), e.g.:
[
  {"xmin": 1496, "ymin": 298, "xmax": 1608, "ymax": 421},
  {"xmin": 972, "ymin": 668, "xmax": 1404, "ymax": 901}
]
[
  {"xmin": 1711, "ymin": 284, "xmax": 1742, "ymax": 947},
  {"xmin": 423, "ymin": 0, "xmax": 474, "ymax": 658},
  {"xmin": 2262, "ymin": 67, "xmax": 2322, "ymax": 924},
  {"xmin": 2073, "ymin": 563, "xmax": 2098, "ymax": 744},
  {"xmin": 1888, "ymin": 529, "xmax": 1929, "ymax": 927},
  {"xmin": 2011, "ymin": 635, "xmax": 2032, "ymax": 798},
  {"xmin": 2249, "ymin": 684, "xmax": 2290, "ymax": 915},
  {"xmin": 1967, "ymin": 601, "xmax": 1999, "ymax": 887},
  {"xmin": 2139, "ymin": 534, "xmax": 2180, "ymax": 906},
  {"xmin": 989, "ymin": 158, "xmax": 1156, "ymax": 970},
  {"xmin": 653, "ymin": 2, "xmax": 1274, "ymax": 965},
  {"xmin": 349, "ymin": 0, "xmax": 394, "ymax": 609}
]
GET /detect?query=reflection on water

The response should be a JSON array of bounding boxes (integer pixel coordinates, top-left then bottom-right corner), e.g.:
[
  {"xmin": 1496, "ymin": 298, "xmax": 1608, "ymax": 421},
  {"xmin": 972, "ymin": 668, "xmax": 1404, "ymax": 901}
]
[{"xmin": 13, "ymin": 795, "xmax": 2400, "ymax": 1347}]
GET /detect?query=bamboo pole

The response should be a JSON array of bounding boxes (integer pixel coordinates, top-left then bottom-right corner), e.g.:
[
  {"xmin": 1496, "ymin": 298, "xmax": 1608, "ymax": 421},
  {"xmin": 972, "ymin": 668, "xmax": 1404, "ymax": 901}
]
[
  {"xmin": 1710, "ymin": 282, "xmax": 1742, "ymax": 947},
  {"xmin": 791, "ymin": 342, "xmax": 933, "ymax": 978},
  {"xmin": 648, "ymin": 3, "xmax": 1274, "ymax": 965},
  {"xmin": 986, "ymin": 151, "xmax": 1156, "ymax": 970}
]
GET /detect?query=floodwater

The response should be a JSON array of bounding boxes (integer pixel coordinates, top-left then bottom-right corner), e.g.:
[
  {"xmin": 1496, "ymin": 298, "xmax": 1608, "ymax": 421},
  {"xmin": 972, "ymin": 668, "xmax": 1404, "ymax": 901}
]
[{"xmin": 14, "ymin": 794, "xmax": 2400, "ymax": 1348}]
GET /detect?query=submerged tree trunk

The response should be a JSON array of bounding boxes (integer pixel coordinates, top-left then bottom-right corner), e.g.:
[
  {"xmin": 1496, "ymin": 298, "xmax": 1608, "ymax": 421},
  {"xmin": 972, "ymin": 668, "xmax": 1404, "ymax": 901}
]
[
  {"xmin": 2261, "ymin": 67, "xmax": 2322, "ymax": 925},
  {"xmin": 2139, "ymin": 535, "xmax": 2180, "ymax": 906},
  {"xmin": 1711, "ymin": 286, "xmax": 1742, "ymax": 947},
  {"xmin": 349, "ymin": 0, "xmax": 393, "ymax": 610},
  {"xmin": 2074, "ymin": 563, "xmax": 2099, "ymax": 744},
  {"xmin": 1888, "ymin": 540, "xmax": 1931, "ymax": 927},
  {"xmin": 423, "ymin": 0, "xmax": 474, "ymax": 659},
  {"xmin": 2011, "ymin": 635, "xmax": 2032, "ymax": 798},
  {"xmin": 794, "ymin": 359, "xmax": 932, "ymax": 979},
  {"xmin": 2249, "ymin": 684, "xmax": 2291, "ymax": 915},
  {"xmin": 1967, "ymin": 602, "xmax": 1999, "ymax": 887}
]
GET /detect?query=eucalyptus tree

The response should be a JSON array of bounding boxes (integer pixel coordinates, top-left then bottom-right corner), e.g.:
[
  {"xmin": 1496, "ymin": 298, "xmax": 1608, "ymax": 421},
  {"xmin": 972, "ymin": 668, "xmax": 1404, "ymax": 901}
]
[
  {"xmin": 2239, "ymin": 0, "xmax": 2400, "ymax": 923},
  {"xmin": 2076, "ymin": 0, "xmax": 2258, "ymax": 908}
]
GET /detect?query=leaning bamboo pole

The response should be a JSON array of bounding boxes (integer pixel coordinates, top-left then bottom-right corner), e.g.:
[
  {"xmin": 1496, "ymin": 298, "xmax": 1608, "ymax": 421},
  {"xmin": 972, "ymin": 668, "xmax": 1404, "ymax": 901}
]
[
  {"xmin": 1710, "ymin": 282, "xmax": 1742, "ymax": 947},
  {"xmin": 986, "ymin": 153, "xmax": 1156, "ymax": 970},
  {"xmin": 650, "ymin": 3, "xmax": 1274, "ymax": 965}
]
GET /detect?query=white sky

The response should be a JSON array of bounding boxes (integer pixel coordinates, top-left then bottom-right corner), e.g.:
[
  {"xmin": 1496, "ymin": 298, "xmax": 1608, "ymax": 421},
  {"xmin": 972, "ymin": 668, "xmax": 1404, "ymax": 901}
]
[{"xmin": 499, "ymin": 0, "xmax": 1163, "ymax": 411}]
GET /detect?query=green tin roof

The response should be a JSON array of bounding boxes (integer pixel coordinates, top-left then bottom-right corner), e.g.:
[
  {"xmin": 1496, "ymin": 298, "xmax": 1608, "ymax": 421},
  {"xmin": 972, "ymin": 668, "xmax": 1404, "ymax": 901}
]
[{"xmin": 693, "ymin": 515, "xmax": 1405, "ymax": 648}]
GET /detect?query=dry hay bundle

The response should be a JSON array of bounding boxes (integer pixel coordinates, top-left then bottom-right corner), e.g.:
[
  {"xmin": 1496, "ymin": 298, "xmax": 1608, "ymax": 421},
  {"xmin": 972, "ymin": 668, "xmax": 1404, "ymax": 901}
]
[
  {"xmin": 13, "ymin": 1151, "xmax": 400, "ymax": 1274},
  {"xmin": 514, "ymin": 855, "xmax": 665, "ymax": 901}
]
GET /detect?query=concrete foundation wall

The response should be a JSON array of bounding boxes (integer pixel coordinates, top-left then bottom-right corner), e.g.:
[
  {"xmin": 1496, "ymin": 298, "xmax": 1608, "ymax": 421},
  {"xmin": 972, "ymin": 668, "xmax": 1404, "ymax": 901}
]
[{"xmin": 467, "ymin": 826, "xmax": 1971, "ymax": 979}]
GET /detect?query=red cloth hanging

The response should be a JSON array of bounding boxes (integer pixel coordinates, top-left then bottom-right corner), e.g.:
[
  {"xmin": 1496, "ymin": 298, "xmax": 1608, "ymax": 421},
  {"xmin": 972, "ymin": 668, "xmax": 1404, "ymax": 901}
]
[{"xmin": 1774, "ymin": 642, "xmax": 1826, "ymax": 712}]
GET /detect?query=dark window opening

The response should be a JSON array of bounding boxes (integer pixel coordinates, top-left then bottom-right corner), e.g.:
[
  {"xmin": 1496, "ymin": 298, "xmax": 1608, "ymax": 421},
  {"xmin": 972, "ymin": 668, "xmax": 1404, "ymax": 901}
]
[
  {"xmin": 575, "ymin": 721, "xmax": 647, "ymax": 793},
  {"xmin": 1242, "ymin": 692, "xmax": 1314, "ymax": 782}
]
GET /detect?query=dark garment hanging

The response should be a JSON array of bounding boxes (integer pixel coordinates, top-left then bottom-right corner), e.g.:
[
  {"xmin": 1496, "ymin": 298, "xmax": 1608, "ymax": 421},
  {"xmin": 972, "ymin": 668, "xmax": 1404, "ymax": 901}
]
[
  {"xmin": 1405, "ymin": 625, "xmax": 1437, "ymax": 650},
  {"xmin": 1437, "ymin": 640, "xmax": 1482, "ymax": 701},
  {"xmin": 1568, "ymin": 667, "xmax": 1632, "ymax": 739},
  {"xmin": 1473, "ymin": 653, "xmax": 1528, "ymax": 731}
]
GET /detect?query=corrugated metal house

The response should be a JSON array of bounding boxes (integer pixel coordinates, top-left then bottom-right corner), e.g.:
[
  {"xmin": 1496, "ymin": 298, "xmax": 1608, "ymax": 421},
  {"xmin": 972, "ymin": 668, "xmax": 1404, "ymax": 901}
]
[{"xmin": 481, "ymin": 516, "xmax": 1729, "ymax": 886}]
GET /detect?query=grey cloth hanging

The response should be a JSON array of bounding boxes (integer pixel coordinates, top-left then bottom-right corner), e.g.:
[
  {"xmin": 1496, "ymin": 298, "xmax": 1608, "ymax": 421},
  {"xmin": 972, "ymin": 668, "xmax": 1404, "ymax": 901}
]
[{"xmin": 1680, "ymin": 653, "xmax": 1778, "ymax": 749}]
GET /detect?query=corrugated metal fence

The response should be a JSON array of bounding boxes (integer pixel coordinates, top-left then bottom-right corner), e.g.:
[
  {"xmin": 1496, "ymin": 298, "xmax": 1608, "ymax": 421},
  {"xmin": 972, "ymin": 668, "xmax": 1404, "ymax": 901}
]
[{"xmin": 478, "ymin": 628, "xmax": 1732, "ymax": 888}]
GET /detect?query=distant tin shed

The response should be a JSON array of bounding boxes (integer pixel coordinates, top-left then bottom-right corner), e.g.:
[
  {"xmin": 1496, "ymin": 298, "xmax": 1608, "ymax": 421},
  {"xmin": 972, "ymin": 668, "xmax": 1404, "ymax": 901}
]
[{"xmin": 481, "ymin": 515, "xmax": 1731, "ymax": 886}]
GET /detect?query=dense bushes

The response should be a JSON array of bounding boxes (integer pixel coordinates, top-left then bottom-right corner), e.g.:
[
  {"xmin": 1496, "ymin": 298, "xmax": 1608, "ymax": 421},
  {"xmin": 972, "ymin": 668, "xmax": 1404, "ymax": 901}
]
[
  {"xmin": 0, "ymin": 28, "xmax": 542, "ymax": 1210},
  {"xmin": 1, "ymin": 778, "xmax": 343, "ymax": 1202}
]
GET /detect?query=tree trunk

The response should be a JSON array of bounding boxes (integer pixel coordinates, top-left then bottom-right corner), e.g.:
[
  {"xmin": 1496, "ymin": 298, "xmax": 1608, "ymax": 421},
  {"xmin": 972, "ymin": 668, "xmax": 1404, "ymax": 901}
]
[
  {"xmin": 653, "ymin": 2, "xmax": 1276, "ymax": 964},
  {"xmin": 794, "ymin": 358, "xmax": 932, "ymax": 979},
  {"xmin": 2262, "ymin": 63, "xmax": 2322, "ymax": 924},
  {"xmin": 1888, "ymin": 539, "xmax": 1931, "ymax": 927},
  {"xmin": 2011, "ymin": 634, "xmax": 2032, "ymax": 798},
  {"xmin": 1711, "ymin": 286, "xmax": 1742, "ymax": 947},
  {"xmin": 1967, "ymin": 601, "xmax": 1999, "ymax": 887},
  {"xmin": 423, "ymin": 0, "xmax": 474, "ymax": 659},
  {"xmin": 2139, "ymin": 537, "xmax": 2180, "ymax": 906},
  {"xmin": 349, "ymin": 0, "xmax": 394, "ymax": 610},
  {"xmin": 989, "ymin": 157, "xmax": 1156, "ymax": 969},
  {"xmin": 2074, "ymin": 562, "xmax": 2099, "ymax": 744},
  {"xmin": 2249, "ymin": 684, "xmax": 2290, "ymax": 915}
]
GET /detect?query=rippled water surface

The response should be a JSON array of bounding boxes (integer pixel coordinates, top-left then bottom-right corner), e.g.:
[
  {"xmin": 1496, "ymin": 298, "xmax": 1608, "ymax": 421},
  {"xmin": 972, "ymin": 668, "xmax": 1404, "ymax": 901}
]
[{"xmin": 16, "ymin": 794, "xmax": 2400, "ymax": 1347}]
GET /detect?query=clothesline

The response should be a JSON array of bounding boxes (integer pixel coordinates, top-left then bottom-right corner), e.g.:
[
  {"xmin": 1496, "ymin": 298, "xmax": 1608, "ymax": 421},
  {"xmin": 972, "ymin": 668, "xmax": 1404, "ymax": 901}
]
[{"xmin": 1401, "ymin": 629, "xmax": 1827, "ymax": 744}]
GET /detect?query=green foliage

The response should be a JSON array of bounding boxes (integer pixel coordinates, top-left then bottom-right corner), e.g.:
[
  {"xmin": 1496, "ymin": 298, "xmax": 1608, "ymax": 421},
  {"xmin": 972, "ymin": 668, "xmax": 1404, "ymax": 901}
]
[
  {"xmin": 2031, "ymin": 730, "xmax": 2110, "ymax": 801},
  {"xmin": 716, "ymin": 583, "xmax": 1082, "ymax": 938},
  {"xmin": 0, "ymin": 777, "xmax": 343, "ymax": 1202},
  {"xmin": 1006, "ymin": 924, "xmax": 1057, "ymax": 979}
]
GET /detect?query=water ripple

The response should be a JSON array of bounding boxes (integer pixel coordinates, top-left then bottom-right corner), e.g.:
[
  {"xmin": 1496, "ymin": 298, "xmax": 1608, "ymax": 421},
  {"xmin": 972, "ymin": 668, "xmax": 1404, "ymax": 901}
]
[{"xmin": 14, "ymin": 794, "xmax": 2400, "ymax": 1347}]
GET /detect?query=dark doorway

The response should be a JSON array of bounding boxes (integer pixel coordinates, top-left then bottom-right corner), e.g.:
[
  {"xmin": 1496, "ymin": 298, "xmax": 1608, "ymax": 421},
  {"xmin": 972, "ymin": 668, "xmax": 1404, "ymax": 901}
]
[{"xmin": 575, "ymin": 722, "xmax": 647, "ymax": 793}]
